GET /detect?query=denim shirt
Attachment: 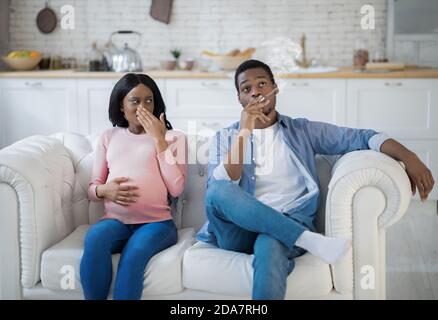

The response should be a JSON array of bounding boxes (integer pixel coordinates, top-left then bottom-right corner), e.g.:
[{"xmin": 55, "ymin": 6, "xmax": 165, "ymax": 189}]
[{"xmin": 196, "ymin": 112, "xmax": 389, "ymax": 242}]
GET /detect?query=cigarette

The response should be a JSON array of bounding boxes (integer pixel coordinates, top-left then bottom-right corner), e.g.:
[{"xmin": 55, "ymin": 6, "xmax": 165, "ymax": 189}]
[{"xmin": 258, "ymin": 87, "xmax": 279, "ymax": 102}]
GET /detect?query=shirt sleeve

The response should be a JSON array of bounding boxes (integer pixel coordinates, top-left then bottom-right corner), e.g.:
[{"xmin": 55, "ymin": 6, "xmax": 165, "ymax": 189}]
[
  {"xmin": 302, "ymin": 119, "xmax": 379, "ymax": 155},
  {"xmin": 156, "ymin": 132, "xmax": 187, "ymax": 198},
  {"xmin": 87, "ymin": 131, "xmax": 110, "ymax": 202},
  {"xmin": 207, "ymin": 129, "xmax": 242, "ymax": 188},
  {"xmin": 213, "ymin": 161, "xmax": 241, "ymax": 184},
  {"xmin": 368, "ymin": 132, "xmax": 391, "ymax": 152}
]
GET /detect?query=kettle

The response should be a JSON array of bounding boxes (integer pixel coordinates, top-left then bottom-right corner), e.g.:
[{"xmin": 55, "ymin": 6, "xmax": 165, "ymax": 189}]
[{"xmin": 108, "ymin": 31, "xmax": 143, "ymax": 72}]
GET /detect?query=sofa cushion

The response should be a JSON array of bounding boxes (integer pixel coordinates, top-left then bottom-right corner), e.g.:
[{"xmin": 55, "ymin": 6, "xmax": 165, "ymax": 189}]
[
  {"xmin": 40, "ymin": 224, "xmax": 195, "ymax": 296},
  {"xmin": 182, "ymin": 241, "xmax": 333, "ymax": 299}
]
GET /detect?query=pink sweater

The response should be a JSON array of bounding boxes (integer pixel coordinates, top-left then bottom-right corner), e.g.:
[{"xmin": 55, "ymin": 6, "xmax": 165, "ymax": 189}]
[{"xmin": 88, "ymin": 127, "xmax": 187, "ymax": 224}]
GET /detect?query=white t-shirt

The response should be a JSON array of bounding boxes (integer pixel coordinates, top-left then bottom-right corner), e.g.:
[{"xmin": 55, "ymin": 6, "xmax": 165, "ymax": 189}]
[{"xmin": 252, "ymin": 122, "xmax": 308, "ymax": 212}]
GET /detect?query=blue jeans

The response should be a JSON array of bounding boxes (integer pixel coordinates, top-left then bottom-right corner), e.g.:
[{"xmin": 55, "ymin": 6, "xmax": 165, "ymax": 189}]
[
  {"xmin": 205, "ymin": 180, "xmax": 307, "ymax": 300},
  {"xmin": 80, "ymin": 218, "xmax": 177, "ymax": 300}
]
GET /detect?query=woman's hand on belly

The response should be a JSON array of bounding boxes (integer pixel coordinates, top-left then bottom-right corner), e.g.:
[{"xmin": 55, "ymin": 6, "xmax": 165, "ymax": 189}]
[{"xmin": 96, "ymin": 177, "xmax": 139, "ymax": 206}]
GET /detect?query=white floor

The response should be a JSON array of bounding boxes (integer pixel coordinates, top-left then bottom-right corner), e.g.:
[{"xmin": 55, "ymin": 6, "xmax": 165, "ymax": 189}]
[{"xmin": 386, "ymin": 200, "xmax": 438, "ymax": 299}]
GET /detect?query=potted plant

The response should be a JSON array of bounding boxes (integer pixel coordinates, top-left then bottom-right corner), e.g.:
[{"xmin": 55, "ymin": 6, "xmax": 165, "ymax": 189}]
[
  {"xmin": 170, "ymin": 48, "xmax": 181, "ymax": 62},
  {"xmin": 160, "ymin": 48, "xmax": 181, "ymax": 71}
]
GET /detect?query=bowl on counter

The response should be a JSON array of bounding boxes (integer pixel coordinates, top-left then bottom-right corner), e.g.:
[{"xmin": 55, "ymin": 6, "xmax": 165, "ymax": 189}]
[
  {"xmin": 178, "ymin": 59, "xmax": 195, "ymax": 71},
  {"xmin": 2, "ymin": 51, "xmax": 42, "ymax": 71},
  {"xmin": 207, "ymin": 55, "xmax": 249, "ymax": 71},
  {"xmin": 160, "ymin": 60, "xmax": 177, "ymax": 70},
  {"xmin": 201, "ymin": 48, "xmax": 255, "ymax": 71}
]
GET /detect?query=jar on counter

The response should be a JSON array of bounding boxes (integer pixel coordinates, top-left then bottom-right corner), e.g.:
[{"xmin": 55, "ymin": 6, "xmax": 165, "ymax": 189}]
[
  {"xmin": 89, "ymin": 42, "xmax": 103, "ymax": 71},
  {"xmin": 353, "ymin": 39, "xmax": 369, "ymax": 69},
  {"xmin": 62, "ymin": 57, "xmax": 77, "ymax": 69},
  {"xmin": 371, "ymin": 45, "xmax": 388, "ymax": 63},
  {"xmin": 38, "ymin": 53, "xmax": 51, "ymax": 70},
  {"xmin": 50, "ymin": 55, "xmax": 63, "ymax": 70}
]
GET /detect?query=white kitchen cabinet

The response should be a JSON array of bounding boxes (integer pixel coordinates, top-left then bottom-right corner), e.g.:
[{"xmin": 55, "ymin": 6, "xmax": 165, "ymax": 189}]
[
  {"xmin": 0, "ymin": 79, "xmax": 76, "ymax": 148},
  {"xmin": 346, "ymin": 79, "xmax": 438, "ymax": 139},
  {"xmin": 76, "ymin": 79, "xmax": 118, "ymax": 136},
  {"xmin": 275, "ymin": 79, "xmax": 347, "ymax": 125},
  {"xmin": 76, "ymin": 79, "xmax": 166, "ymax": 136},
  {"xmin": 165, "ymin": 79, "xmax": 241, "ymax": 133},
  {"xmin": 164, "ymin": 78, "xmax": 348, "ymax": 131}
]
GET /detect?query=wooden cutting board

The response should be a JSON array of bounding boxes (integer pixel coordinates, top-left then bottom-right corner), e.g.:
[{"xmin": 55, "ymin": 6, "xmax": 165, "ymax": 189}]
[
  {"xmin": 366, "ymin": 62, "xmax": 406, "ymax": 71},
  {"xmin": 150, "ymin": 0, "xmax": 173, "ymax": 24}
]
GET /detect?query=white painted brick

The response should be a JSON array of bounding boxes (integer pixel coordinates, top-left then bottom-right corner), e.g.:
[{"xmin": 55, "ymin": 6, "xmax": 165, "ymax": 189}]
[{"xmin": 8, "ymin": 0, "xmax": 388, "ymax": 67}]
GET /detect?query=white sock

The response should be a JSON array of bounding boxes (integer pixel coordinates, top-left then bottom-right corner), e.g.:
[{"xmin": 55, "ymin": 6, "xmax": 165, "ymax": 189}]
[{"xmin": 295, "ymin": 230, "xmax": 351, "ymax": 265}]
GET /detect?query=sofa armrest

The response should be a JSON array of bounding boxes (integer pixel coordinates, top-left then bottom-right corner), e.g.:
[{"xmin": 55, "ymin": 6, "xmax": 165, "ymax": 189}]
[
  {"xmin": 0, "ymin": 135, "xmax": 76, "ymax": 290},
  {"xmin": 325, "ymin": 150, "xmax": 411, "ymax": 299}
]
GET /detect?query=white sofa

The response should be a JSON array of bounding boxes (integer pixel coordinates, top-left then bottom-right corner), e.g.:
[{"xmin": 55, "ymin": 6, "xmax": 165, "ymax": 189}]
[{"xmin": 0, "ymin": 132, "xmax": 412, "ymax": 300}]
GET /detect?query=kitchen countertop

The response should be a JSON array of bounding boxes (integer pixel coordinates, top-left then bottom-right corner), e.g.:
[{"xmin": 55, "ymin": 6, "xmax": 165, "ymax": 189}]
[{"xmin": 1, "ymin": 67, "xmax": 438, "ymax": 79}]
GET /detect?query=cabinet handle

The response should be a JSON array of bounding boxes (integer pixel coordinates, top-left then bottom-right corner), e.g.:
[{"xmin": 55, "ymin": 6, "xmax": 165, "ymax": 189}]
[
  {"xmin": 24, "ymin": 81, "xmax": 43, "ymax": 87},
  {"xmin": 291, "ymin": 82, "xmax": 310, "ymax": 86},
  {"xmin": 384, "ymin": 82, "xmax": 403, "ymax": 86},
  {"xmin": 201, "ymin": 121, "xmax": 220, "ymax": 127},
  {"xmin": 201, "ymin": 82, "xmax": 220, "ymax": 88}
]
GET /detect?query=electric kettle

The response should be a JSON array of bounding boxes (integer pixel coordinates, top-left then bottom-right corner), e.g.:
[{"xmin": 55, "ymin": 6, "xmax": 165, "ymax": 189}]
[{"xmin": 108, "ymin": 31, "xmax": 143, "ymax": 72}]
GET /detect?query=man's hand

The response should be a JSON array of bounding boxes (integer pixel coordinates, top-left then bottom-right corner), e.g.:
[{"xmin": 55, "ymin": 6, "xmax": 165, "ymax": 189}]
[
  {"xmin": 96, "ymin": 177, "xmax": 139, "ymax": 206},
  {"xmin": 403, "ymin": 152, "xmax": 435, "ymax": 201},
  {"xmin": 240, "ymin": 96, "xmax": 271, "ymax": 132},
  {"xmin": 380, "ymin": 138, "xmax": 435, "ymax": 201}
]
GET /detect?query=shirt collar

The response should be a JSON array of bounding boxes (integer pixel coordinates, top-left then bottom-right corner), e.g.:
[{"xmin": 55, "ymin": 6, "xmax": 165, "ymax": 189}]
[{"xmin": 277, "ymin": 112, "xmax": 289, "ymax": 128}]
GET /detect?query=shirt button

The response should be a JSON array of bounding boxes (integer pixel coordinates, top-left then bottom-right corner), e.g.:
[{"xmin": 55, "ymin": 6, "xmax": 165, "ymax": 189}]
[{"xmin": 251, "ymin": 176, "xmax": 255, "ymax": 180}]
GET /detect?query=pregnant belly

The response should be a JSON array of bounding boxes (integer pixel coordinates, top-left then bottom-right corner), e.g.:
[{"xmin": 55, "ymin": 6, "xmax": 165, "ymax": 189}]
[{"xmin": 106, "ymin": 173, "xmax": 169, "ymax": 212}]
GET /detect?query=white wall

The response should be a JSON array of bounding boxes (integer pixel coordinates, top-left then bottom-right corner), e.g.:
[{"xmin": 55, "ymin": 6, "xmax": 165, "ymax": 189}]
[{"xmin": 8, "ymin": 0, "xmax": 388, "ymax": 67}]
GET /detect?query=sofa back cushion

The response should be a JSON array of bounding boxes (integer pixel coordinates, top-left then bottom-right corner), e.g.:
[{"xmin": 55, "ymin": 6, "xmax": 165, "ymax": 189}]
[{"xmin": 52, "ymin": 133, "xmax": 103, "ymax": 227}]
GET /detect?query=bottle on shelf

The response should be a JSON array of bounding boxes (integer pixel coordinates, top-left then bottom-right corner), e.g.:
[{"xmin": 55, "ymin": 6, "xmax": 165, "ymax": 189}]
[
  {"xmin": 89, "ymin": 42, "xmax": 103, "ymax": 71},
  {"xmin": 353, "ymin": 39, "xmax": 369, "ymax": 70}
]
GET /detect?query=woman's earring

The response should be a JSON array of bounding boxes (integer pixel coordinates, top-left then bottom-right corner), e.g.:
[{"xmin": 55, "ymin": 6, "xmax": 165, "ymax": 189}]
[{"xmin": 122, "ymin": 112, "xmax": 127, "ymax": 120}]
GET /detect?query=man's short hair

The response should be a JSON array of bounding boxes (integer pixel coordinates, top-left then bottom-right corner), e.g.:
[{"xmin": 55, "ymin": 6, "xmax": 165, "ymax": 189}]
[{"xmin": 234, "ymin": 59, "xmax": 276, "ymax": 92}]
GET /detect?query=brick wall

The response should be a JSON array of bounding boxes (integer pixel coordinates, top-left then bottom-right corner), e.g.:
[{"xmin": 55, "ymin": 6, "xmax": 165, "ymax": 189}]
[{"xmin": 8, "ymin": 0, "xmax": 388, "ymax": 68}]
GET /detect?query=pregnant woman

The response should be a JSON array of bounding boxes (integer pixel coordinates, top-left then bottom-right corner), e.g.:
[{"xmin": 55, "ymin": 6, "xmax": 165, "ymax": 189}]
[{"xmin": 80, "ymin": 73, "xmax": 187, "ymax": 300}]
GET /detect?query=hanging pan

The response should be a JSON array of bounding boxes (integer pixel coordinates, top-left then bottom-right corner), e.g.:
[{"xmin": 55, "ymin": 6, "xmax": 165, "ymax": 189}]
[{"xmin": 36, "ymin": 2, "xmax": 57, "ymax": 34}]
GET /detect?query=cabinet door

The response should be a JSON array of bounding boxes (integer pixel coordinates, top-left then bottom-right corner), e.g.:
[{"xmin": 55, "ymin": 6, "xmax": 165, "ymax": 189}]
[
  {"xmin": 0, "ymin": 79, "xmax": 76, "ymax": 148},
  {"xmin": 346, "ymin": 79, "xmax": 438, "ymax": 139},
  {"xmin": 165, "ymin": 79, "xmax": 240, "ymax": 132},
  {"xmin": 275, "ymin": 79, "xmax": 347, "ymax": 125},
  {"xmin": 77, "ymin": 79, "xmax": 117, "ymax": 136},
  {"xmin": 77, "ymin": 79, "xmax": 166, "ymax": 136}
]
